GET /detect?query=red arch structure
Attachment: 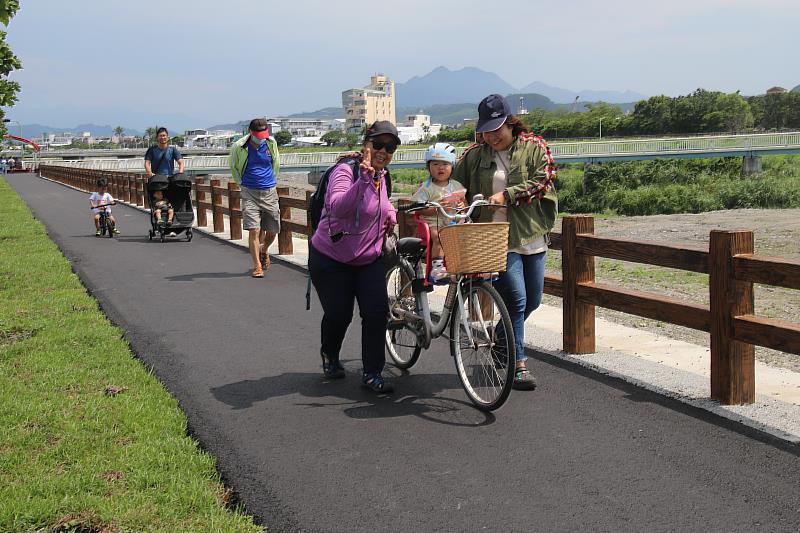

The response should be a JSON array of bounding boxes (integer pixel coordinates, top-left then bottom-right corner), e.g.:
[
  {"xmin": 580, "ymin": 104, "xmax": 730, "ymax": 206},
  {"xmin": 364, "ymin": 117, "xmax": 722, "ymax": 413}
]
[{"xmin": 3, "ymin": 133, "xmax": 41, "ymax": 151}]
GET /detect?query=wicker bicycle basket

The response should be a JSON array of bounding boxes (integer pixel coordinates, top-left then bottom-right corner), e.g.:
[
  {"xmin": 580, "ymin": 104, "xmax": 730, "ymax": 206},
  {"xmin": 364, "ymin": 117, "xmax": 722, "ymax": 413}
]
[{"xmin": 438, "ymin": 222, "xmax": 509, "ymax": 274}]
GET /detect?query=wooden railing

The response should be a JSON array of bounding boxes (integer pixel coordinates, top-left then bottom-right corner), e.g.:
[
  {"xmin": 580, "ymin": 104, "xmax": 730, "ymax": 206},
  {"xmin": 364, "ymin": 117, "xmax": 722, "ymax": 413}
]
[
  {"xmin": 38, "ymin": 165, "xmax": 312, "ymax": 254},
  {"xmin": 39, "ymin": 166, "xmax": 800, "ymax": 405},
  {"xmin": 398, "ymin": 205, "xmax": 800, "ymax": 406}
]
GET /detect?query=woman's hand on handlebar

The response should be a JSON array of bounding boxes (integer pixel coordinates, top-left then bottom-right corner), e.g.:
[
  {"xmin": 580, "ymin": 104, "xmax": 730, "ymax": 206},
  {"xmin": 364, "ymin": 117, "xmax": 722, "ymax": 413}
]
[{"xmin": 488, "ymin": 191, "xmax": 507, "ymax": 206}]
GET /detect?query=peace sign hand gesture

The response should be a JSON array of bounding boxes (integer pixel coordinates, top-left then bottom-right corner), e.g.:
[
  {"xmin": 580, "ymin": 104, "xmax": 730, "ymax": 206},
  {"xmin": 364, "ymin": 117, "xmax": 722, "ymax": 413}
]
[{"xmin": 360, "ymin": 143, "xmax": 376, "ymax": 181}]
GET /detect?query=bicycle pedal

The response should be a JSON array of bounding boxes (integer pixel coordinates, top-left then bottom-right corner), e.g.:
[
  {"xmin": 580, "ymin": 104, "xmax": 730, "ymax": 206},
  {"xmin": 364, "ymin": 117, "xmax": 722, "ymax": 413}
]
[{"xmin": 387, "ymin": 319, "xmax": 406, "ymax": 331}]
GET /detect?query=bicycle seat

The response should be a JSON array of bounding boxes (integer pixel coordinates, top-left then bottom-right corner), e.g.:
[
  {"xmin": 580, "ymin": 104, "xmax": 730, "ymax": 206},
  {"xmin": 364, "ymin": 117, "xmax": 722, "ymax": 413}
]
[{"xmin": 397, "ymin": 237, "xmax": 425, "ymax": 256}]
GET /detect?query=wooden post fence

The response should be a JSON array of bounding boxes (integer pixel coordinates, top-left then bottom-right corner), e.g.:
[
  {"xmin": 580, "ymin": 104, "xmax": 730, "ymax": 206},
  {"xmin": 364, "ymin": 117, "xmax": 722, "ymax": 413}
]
[
  {"xmin": 709, "ymin": 230, "xmax": 755, "ymax": 404},
  {"xmin": 228, "ymin": 181, "xmax": 242, "ymax": 241},
  {"xmin": 277, "ymin": 186, "xmax": 293, "ymax": 255},
  {"xmin": 211, "ymin": 178, "xmax": 224, "ymax": 233},
  {"xmin": 562, "ymin": 215, "xmax": 596, "ymax": 354},
  {"xmin": 195, "ymin": 176, "xmax": 208, "ymax": 227}
]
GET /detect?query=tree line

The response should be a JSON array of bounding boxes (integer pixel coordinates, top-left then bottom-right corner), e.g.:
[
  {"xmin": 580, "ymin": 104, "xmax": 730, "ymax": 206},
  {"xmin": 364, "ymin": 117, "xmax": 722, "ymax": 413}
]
[{"xmin": 435, "ymin": 89, "xmax": 800, "ymax": 143}]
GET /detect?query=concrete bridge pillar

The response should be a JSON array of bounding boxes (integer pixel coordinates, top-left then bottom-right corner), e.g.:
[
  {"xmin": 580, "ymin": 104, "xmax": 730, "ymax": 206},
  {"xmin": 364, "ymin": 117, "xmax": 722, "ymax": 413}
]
[
  {"xmin": 582, "ymin": 162, "xmax": 601, "ymax": 194},
  {"xmin": 742, "ymin": 155, "xmax": 762, "ymax": 175}
]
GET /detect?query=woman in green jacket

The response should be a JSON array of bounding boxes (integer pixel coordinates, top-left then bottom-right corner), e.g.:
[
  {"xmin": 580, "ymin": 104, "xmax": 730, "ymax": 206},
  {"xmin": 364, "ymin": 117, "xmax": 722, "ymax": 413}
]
[{"xmin": 452, "ymin": 94, "xmax": 557, "ymax": 390}]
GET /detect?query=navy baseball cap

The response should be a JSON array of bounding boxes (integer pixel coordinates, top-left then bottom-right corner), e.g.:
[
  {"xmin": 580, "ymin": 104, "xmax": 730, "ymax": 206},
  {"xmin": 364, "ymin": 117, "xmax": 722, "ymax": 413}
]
[
  {"xmin": 476, "ymin": 94, "xmax": 512, "ymax": 133},
  {"xmin": 366, "ymin": 120, "xmax": 401, "ymax": 145}
]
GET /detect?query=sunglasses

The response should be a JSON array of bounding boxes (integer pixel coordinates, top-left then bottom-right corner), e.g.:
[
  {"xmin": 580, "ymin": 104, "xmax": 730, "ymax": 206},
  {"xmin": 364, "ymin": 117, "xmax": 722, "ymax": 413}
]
[{"xmin": 370, "ymin": 140, "xmax": 398, "ymax": 154}]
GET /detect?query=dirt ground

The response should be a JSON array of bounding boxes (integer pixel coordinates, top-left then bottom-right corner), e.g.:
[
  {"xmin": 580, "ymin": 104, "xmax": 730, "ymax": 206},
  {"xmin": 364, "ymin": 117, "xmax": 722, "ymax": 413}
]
[{"xmin": 546, "ymin": 209, "xmax": 800, "ymax": 372}]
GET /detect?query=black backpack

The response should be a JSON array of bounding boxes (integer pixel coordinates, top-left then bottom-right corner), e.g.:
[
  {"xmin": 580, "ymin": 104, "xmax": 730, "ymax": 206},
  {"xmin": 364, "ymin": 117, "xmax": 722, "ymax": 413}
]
[
  {"xmin": 308, "ymin": 154, "xmax": 392, "ymax": 232},
  {"xmin": 305, "ymin": 155, "xmax": 393, "ymax": 311}
]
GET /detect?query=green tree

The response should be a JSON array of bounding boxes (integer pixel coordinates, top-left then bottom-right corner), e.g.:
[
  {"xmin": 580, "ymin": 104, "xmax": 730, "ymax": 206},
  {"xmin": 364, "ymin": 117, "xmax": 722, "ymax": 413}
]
[
  {"xmin": 321, "ymin": 130, "xmax": 344, "ymax": 146},
  {"xmin": 435, "ymin": 124, "xmax": 475, "ymax": 143},
  {"xmin": 113, "ymin": 126, "xmax": 124, "ymax": 146},
  {"xmin": 274, "ymin": 130, "xmax": 292, "ymax": 146},
  {"xmin": 144, "ymin": 127, "xmax": 157, "ymax": 145},
  {"xmin": 703, "ymin": 92, "xmax": 753, "ymax": 132},
  {"xmin": 0, "ymin": 0, "xmax": 22, "ymax": 135},
  {"xmin": 628, "ymin": 95, "xmax": 673, "ymax": 135},
  {"xmin": 760, "ymin": 92, "xmax": 793, "ymax": 130},
  {"xmin": 344, "ymin": 132, "xmax": 360, "ymax": 149},
  {"xmin": 170, "ymin": 135, "xmax": 185, "ymax": 147}
]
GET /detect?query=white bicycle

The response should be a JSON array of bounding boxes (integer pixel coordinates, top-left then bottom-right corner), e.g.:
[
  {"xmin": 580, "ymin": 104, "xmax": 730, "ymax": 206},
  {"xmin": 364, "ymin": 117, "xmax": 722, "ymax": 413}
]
[{"xmin": 386, "ymin": 195, "xmax": 515, "ymax": 411}]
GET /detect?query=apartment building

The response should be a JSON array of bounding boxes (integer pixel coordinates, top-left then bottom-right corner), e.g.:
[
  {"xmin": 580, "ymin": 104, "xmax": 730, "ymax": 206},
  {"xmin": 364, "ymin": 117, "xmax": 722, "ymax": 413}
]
[
  {"xmin": 342, "ymin": 74, "xmax": 396, "ymax": 132},
  {"xmin": 266, "ymin": 117, "xmax": 345, "ymax": 137}
]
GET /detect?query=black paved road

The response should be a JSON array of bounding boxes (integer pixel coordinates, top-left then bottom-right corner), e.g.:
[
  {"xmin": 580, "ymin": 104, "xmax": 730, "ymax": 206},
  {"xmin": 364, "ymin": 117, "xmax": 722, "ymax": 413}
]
[{"xmin": 9, "ymin": 174, "xmax": 800, "ymax": 533}]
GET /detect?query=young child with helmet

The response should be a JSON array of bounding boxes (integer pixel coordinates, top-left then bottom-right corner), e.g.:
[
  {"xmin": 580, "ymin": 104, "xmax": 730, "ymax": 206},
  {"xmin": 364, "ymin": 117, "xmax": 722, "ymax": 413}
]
[{"xmin": 411, "ymin": 142, "xmax": 466, "ymax": 283}]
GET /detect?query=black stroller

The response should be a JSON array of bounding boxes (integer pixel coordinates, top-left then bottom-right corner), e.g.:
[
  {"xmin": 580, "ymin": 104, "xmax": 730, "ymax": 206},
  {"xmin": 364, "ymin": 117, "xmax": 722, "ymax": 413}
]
[{"xmin": 147, "ymin": 173, "xmax": 195, "ymax": 242}]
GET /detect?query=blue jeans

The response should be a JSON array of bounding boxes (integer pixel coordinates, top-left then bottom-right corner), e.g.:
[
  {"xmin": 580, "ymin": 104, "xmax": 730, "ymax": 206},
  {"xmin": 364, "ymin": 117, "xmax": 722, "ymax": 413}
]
[{"xmin": 494, "ymin": 251, "xmax": 547, "ymax": 361}]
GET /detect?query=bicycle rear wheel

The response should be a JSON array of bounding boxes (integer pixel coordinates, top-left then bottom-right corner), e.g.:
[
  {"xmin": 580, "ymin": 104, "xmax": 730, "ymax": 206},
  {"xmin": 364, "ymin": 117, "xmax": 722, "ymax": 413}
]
[
  {"xmin": 385, "ymin": 259, "xmax": 422, "ymax": 369},
  {"xmin": 450, "ymin": 279, "xmax": 515, "ymax": 411}
]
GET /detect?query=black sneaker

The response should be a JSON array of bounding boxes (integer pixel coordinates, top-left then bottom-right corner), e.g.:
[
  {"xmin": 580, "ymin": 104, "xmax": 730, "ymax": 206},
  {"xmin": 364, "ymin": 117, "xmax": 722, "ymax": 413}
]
[
  {"xmin": 512, "ymin": 367, "xmax": 537, "ymax": 391},
  {"xmin": 362, "ymin": 372, "xmax": 394, "ymax": 394},
  {"xmin": 321, "ymin": 351, "xmax": 345, "ymax": 379}
]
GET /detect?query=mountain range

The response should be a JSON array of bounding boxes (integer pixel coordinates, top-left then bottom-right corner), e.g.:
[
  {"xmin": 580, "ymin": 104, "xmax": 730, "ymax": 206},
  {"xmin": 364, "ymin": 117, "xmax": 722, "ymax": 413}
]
[
  {"xmin": 22, "ymin": 66, "xmax": 793, "ymax": 137},
  {"xmin": 395, "ymin": 66, "xmax": 646, "ymax": 107}
]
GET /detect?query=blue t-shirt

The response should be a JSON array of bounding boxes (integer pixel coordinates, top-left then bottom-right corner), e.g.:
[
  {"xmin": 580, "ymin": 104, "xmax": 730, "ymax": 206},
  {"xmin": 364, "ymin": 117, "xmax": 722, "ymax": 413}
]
[
  {"xmin": 241, "ymin": 140, "xmax": 276, "ymax": 189},
  {"xmin": 145, "ymin": 145, "xmax": 183, "ymax": 176}
]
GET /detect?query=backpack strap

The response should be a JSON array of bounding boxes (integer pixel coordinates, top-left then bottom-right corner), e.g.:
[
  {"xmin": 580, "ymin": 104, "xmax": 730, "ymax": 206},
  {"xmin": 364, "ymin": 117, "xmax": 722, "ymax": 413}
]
[
  {"xmin": 151, "ymin": 146, "xmax": 169, "ymax": 176},
  {"xmin": 322, "ymin": 156, "xmax": 361, "ymax": 225}
]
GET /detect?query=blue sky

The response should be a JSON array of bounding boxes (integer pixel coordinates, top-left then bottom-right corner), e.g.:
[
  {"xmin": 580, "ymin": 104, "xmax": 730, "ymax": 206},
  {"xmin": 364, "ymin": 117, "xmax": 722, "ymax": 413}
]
[{"xmin": 4, "ymin": 0, "xmax": 798, "ymax": 131}]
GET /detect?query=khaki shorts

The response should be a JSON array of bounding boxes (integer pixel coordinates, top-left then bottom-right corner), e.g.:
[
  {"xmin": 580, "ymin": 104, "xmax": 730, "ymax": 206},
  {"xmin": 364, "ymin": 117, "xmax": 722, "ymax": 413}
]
[{"xmin": 241, "ymin": 186, "xmax": 281, "ymax": 233}]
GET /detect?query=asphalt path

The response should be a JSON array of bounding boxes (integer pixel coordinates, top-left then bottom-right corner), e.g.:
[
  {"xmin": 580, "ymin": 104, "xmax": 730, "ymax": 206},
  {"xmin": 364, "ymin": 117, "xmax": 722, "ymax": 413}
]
[{"xmin": 9, "ymin": 174, "xmax": 800, "ymax": 532}]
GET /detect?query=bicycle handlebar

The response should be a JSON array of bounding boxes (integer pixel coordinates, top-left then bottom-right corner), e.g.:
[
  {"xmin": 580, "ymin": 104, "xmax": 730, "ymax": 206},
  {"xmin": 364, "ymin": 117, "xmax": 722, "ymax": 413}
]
[
  {"xmin": 399, "ymin": 194, "xmax": 502, "ymax": 221},
  {"xmin": 90, "ymin": 202, "xmax": 116, "ymax": 210}
]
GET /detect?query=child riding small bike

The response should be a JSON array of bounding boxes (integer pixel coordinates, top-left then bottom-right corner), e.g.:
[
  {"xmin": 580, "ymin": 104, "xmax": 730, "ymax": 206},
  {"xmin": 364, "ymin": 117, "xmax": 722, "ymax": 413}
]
[{"xmin": 89, "ymin": 178, "xmax": 120, "ymax": 236}]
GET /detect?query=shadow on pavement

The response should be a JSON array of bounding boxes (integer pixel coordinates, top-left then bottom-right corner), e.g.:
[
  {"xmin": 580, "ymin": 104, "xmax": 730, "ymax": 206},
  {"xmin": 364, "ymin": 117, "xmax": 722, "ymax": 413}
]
[
  {"xmin": 210, "ymin": 367, "xmax": 496, "ymax": 428},
  {"xmin": 165, "ymin": 271, "xmax": 251, "ymax": 282}
]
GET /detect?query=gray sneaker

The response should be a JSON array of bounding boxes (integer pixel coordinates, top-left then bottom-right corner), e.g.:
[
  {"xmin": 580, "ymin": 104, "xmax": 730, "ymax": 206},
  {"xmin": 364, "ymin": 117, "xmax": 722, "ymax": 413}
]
[{"xmin": 512, "ymin": 367, "xmax": 537, "ymax": 391}]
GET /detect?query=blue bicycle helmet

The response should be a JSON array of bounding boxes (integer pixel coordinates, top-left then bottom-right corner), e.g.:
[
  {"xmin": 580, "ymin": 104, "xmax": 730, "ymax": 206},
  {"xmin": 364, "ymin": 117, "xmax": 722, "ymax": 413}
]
[{"xmin": 425, "ymin": 142, "xmax": 456, "ymax": 165}]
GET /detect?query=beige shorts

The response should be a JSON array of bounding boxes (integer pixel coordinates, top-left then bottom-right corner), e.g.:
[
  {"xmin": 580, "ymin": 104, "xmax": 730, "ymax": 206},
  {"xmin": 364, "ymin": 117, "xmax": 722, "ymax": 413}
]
[{"xmin": 241, "ymin": 186, "xmax": 281, "ymax": 233}]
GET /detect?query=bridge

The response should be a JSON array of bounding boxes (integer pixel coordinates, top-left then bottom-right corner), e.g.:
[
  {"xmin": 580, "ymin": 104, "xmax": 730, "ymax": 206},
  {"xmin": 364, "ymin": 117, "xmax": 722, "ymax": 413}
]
[{"xmin": 29, "ymin": 131, "xmax": 800, "ymax": 174}]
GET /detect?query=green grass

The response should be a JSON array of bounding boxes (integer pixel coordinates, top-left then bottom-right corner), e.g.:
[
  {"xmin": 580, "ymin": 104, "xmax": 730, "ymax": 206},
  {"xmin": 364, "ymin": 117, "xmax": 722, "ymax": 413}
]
[
  {"xmin": 0, "ymin": 178, "xmax": 261, "ymax": 532},
  {"xmin": 555, "ymin": 155, "xmax": 800, "ymax": 215}
]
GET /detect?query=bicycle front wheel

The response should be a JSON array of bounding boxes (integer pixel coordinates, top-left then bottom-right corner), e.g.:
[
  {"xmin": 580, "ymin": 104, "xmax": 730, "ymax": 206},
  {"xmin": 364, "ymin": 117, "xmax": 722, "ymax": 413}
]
[
  {"xmin": 450, "ymin": 279, "xmax": 515, "ymax": 411},
  {"xmin": 385, "ymin": 259, "xmax": 422, "ymax": 369}
]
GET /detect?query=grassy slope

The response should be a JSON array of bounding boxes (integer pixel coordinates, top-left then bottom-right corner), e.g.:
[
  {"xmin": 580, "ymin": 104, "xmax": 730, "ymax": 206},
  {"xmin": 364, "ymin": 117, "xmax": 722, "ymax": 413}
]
[{"xmin": 0, "ymin": 177, "xmax": 261, "ymax": 532}]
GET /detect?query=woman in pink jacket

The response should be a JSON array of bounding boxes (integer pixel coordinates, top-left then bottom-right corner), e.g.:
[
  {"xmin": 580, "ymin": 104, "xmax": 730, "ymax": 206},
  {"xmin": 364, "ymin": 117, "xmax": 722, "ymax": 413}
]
[{"xmin": 309, "ymin": 121, "xmax": 398, "ymax": 393}]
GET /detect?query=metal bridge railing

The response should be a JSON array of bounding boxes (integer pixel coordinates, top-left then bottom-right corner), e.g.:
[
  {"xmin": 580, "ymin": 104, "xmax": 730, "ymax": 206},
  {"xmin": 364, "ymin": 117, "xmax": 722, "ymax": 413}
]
[{"xmin": 37, "ymin": 132, "xmax": 800, "ymax": 171}]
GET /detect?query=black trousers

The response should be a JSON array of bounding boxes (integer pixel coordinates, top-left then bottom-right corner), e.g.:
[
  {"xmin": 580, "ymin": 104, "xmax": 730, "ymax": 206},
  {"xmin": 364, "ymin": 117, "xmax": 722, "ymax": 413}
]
[{"xmin": 308, "ymin": 245, "xmax": 388, "ymax": 374}]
